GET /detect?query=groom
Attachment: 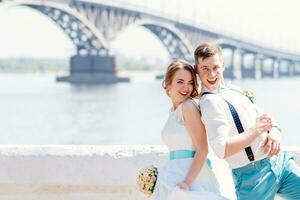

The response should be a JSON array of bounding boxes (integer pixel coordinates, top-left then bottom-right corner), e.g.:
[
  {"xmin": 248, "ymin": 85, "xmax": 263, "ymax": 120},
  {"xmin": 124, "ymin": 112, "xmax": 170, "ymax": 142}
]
[{"xmin": 194, "ymin": 43, "xmax": 300, "ymax": 200}]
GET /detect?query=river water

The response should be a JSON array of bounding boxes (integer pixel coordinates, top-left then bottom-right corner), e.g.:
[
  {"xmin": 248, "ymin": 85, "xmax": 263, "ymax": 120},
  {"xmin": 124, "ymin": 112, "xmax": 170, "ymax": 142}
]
[{"xmin": 0, "ymin": 73, "xmax": 299, "ymax": 147}]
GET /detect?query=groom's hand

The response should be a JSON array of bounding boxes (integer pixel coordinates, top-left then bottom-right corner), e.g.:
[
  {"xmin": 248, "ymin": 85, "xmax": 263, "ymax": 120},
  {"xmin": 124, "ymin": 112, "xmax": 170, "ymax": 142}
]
[{"xmin": 261, "ymin": 132, "xmax": 281, "ymax": 157}]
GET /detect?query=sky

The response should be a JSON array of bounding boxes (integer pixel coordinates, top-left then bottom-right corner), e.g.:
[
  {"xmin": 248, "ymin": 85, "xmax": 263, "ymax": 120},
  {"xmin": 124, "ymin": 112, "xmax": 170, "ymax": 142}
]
[{"xmin": 0, "ymin": 0, "xmax": 300, "ymax": 59}]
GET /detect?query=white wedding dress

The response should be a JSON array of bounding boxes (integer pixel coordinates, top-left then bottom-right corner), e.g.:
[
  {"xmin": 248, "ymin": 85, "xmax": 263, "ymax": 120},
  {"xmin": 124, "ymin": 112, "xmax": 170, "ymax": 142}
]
[{"xmin": 152, "ymin": 99, "xmax": 228, "ymax": 200}]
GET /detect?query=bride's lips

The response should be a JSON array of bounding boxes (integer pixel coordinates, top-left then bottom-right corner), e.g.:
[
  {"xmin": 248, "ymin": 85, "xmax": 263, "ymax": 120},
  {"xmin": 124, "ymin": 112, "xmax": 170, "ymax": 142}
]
[{"xmin": 179, "ymin": 92, "xmax": 189, "ymax": 97}]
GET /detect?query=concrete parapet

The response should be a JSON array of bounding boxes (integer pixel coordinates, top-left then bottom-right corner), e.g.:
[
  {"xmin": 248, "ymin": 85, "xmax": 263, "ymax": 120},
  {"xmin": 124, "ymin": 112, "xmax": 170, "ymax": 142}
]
[{"xmin": 0, "ymin": 145, "xmax": 298, "ymax": 200}]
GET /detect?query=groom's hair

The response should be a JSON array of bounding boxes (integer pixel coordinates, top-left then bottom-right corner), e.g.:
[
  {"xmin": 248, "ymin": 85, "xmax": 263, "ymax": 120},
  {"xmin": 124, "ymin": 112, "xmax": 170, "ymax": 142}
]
[{"xmin": 194, "ymin": 43, "xmax": 223, "ymax": 64}]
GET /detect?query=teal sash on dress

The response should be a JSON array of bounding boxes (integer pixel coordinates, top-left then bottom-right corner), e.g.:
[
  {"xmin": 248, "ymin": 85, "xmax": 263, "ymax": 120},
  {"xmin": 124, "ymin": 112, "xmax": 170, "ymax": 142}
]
[{"xmin": 169, "ymin": 150, "xmax": 212, "ymax": 169}]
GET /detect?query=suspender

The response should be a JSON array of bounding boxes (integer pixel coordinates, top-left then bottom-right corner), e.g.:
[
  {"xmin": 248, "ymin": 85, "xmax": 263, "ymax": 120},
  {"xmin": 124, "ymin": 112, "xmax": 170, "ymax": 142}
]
[{"xmin": 201, "ymin": 92, "xmax": 255, "ymax": 162}]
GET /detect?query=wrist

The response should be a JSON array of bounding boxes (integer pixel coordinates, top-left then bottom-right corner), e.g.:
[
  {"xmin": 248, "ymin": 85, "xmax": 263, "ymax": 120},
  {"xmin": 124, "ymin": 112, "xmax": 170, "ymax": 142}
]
[
  {"xmin": 184, "ymin": 179, "xmax": 192, "ymax": 188},
  {"xmin": 249, "ymin": 127, "xmax": 259, "ymax": 136}
]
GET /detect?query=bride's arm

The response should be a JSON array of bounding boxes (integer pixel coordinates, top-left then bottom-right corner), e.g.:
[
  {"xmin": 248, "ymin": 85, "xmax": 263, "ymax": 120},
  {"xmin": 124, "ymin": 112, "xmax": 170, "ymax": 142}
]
[{"xmin": 177, "ymin": 100, "xmax": 208, "ymax": 189}]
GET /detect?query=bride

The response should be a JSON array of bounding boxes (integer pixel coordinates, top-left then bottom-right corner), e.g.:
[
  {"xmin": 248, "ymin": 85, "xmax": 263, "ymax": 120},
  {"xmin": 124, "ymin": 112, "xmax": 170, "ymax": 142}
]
[{"xmin": 153, "ymin": 60, "xmax": 228, "ymax": 200}]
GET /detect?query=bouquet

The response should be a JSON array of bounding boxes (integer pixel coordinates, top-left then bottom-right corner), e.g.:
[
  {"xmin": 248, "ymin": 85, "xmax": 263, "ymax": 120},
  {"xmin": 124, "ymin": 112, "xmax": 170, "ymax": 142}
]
[{"xmin": 136, "ymin": 165, "xmax": 158, "ymax": 197}]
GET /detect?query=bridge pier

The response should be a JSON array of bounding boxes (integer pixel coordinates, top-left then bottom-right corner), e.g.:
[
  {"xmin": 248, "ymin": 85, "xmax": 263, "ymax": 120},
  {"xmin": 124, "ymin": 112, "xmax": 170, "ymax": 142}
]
[
  {"xmin": 261, "ymin": 58, "xmax": 275, "ymax": 78},
  {"xmin": 294, "ymin": 62, "xmax": 300, "ymax": 76},
  {"xmin": 273, "ymin": 59, "xmax": 280, "ymax": 78},
  {"xmin": 254, "ymin": 54, "xmax": 263, "ymax": 79},
  {"xmin": 232, "ymin": 48, "xmax": 242, "ymax": 79},
  {"xmin": 224, "ymin": 66, "xmax": 234, "ymax": 79},
  {"xmin": 278, "ymin": 60, "xmax": 292, "ymax": 77},
  {"xmin": 289, "ymin": 62, "xmax": 296, "ymax": 77},
  {"xmin": 223, "ymin": 48, "xmax": 234, "ymax": 79},
  {"xmin": 241, "ymin": 53, "xmax": 256, "ymax": 79},
  {"xmin": 56, "ymin": 55, "xmax": 129, "ymax": 84}
]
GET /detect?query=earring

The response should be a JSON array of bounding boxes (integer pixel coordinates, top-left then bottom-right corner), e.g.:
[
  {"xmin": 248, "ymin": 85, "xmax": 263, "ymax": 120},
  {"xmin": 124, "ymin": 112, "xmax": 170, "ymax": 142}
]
[{"xmin": 167, "ymin": 90, "xmax": 171, "ymax": 96}]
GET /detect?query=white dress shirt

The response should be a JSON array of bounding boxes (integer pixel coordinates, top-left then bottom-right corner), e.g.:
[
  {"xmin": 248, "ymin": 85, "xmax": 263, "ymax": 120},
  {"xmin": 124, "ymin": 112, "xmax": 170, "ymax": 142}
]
[{"xmin": 199, "ymin": 82, "xmax": 281, "ymax": 169}]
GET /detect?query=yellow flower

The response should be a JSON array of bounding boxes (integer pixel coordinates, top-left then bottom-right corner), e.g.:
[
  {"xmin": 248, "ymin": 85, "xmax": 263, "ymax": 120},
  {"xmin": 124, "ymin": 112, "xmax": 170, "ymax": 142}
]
[{"xmin": 243, "ymin": 90, "xmax": 255, "ymax": 103}]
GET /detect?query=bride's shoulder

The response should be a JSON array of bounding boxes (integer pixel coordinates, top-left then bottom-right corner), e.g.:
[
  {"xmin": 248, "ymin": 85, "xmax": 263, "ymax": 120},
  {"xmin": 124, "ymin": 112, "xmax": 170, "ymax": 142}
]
[
  {"xmin": 182, "ymin": 98, "xmax": 198, "ymax": 109},
  {"xmin": 181, "ymin": 98, "xmax": 200, "ymax": 117},
  {"xmin": 176, "ymin": 98, "xmax": 201, "ymax": 123}
]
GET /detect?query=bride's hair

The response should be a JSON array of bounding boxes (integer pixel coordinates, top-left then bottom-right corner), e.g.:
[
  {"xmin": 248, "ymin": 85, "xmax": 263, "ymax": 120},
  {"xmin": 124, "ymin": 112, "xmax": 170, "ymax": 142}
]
[{"xmin": 162, "ymin": 59, "xmax": 199, "ymax": 98}]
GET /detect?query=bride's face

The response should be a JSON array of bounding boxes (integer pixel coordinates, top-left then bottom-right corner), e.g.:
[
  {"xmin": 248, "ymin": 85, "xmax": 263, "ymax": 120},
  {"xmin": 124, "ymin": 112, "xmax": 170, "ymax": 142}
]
[{"xmin": 168, "ymin": 68, "xmax": 194, "ymax": 107}]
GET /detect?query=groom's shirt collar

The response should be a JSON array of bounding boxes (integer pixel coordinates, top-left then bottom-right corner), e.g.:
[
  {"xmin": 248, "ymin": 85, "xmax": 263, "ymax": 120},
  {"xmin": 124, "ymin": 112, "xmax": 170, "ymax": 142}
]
[{"xmin": 201, "ymin": 81, "xmax": 228, "ymax": 94}]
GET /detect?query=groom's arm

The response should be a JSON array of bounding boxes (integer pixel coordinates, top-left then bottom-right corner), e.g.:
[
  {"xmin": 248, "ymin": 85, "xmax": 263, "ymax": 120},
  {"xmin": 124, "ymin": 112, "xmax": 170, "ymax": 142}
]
[
  {"xmin": 232, "ymin": 84, "xmax": 282, "ymax": 140},
  {"xmin": 253, "ymin": 104, "xmax": 281, "ymax": 156},
  {"xmin": 230, "ymin": 85, "xmax": 281, "ymax": 157},
  {"xmin": 199, "ymin": 96, "xmax": 228, "ymax": 159},
  {"xmin": 200, "ymin": 96, "xmax": 272, "ymax": 158}
]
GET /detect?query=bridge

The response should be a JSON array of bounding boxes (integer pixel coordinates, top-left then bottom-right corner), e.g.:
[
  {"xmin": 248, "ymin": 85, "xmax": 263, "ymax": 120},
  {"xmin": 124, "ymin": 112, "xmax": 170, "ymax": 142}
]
[{"xmin": 2, "ymin": 0, "xmax": 300, "ymax": 83}]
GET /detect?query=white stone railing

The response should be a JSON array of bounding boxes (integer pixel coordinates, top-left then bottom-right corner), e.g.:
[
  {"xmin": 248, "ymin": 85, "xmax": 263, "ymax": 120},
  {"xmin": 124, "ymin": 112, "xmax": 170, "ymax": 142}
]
[{"xmin": 0, "ymin": 145, "xmax": 299, "ymax": 200}]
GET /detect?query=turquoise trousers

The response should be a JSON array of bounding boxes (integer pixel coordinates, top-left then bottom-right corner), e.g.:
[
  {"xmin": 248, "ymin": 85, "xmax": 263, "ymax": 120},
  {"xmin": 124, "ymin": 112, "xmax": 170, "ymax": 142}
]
[{"xmin": 232, "ymin": 152, "xmax": 300, "ymax": 200}]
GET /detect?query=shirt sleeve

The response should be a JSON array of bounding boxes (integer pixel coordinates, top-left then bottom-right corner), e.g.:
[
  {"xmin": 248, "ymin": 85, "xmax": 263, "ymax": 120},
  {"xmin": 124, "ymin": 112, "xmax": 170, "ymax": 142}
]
[
  {"xmin": 199, "ymin": 96, "xmax": 229, "ymax": 158},
  {"xmin": 253, "ymin": 103, "xmax": 265, "ymax": 115}
]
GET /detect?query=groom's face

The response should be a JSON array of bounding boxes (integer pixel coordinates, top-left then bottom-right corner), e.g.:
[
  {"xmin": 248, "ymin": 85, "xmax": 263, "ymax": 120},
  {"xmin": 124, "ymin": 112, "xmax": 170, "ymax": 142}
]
[{"xmin": 196, "ymin": 54, "xmax": 224, "ymax": 91}]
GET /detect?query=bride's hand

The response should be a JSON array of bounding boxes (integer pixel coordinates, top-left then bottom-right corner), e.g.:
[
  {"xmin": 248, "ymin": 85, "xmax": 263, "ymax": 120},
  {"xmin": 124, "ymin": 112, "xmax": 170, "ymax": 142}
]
[{"xmin": 176, "ymin": 181, "xmax": 190, "ymax": 190}]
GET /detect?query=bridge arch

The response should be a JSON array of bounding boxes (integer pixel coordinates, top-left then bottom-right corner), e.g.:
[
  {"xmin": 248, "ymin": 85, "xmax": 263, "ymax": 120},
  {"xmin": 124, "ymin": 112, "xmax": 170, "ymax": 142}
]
[
  {"xmin": 118, "ymin": 19, "xmax": 195, "ymax": 62},
  {"xmin": 7, "ymin": 0, "xmax": 109, "ymax": 55}
]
